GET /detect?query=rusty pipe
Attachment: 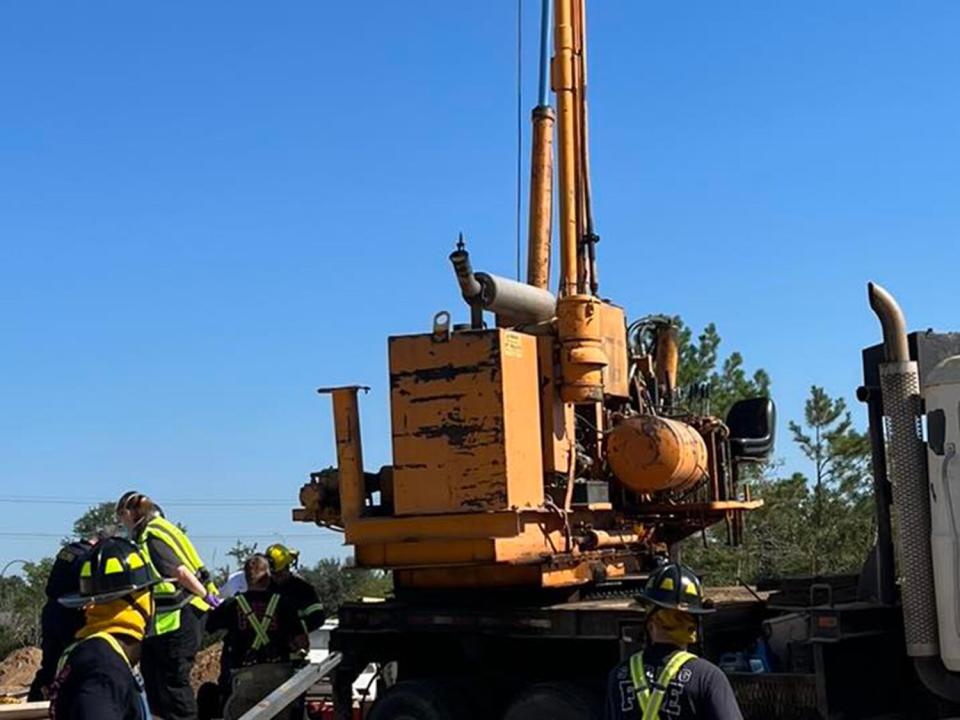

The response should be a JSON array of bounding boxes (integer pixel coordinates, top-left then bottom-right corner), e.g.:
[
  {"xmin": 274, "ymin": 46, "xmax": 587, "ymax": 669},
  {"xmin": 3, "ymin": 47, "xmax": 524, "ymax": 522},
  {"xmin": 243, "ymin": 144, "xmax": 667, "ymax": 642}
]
[
  {"xmin": 526, "ymin": 106, "xmax": 555, "ymax": 290},
  {"xmin": 317, "ymin": 386, "xmax": 369, "ymax": 525},
  {"xmin": 554, "ymin": 0, "xmax": 579, "ymax": 297},
  {"xmin": 578, "ymin": 529, "xmax": 643, "ymax": 551},
  {"xmin": 654, "ymin": 325, "xmax": 680, "ymax": 410},
  {"xmin": 868, "ymin": 281, "xmax": 910, "ymax": 363}
]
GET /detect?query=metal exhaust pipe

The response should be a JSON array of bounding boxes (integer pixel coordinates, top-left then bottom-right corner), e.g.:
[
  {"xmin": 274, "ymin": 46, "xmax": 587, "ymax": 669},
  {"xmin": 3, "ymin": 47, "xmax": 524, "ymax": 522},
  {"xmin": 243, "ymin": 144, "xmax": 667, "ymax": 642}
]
[{"xmin": 869, "ymin": 282, "xmax": 960, "ymax": 701}]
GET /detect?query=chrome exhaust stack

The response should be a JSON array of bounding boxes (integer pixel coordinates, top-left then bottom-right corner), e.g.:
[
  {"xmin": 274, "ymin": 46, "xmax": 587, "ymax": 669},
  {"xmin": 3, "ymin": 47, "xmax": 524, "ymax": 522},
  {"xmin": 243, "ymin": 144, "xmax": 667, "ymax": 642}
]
[{"xmin": 868, "ymin": 281, "xmax": 960, "ymax": 701}]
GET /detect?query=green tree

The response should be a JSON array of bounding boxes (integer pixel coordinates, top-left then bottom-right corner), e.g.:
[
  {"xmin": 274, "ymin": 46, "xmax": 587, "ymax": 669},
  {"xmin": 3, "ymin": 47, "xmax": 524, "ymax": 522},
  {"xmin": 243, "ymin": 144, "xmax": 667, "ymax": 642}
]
[
  {"xmin": 676, "ymin": 321, "xmax": 771, "ymax": 420},
  {"xmin": 71, "ymin": 501, "xmax": 119, "ymax": 540},
  {"xmin": 788, "ymin": 386, "xmax": 873, "ymax": 575},
  {"xmin": 684, "ymin": 386, "xmax": 874, "ymax": 584},
  {"xmin": 0, "ymin": 558, "xmax": 54, "ymax": 654},
  {"xmin": 300, "ymin": 558, "xmax": 392, "ymax": 615},
  {"xmin": 212, "ymin": 539, "xmax": 260, "ymax": 586}
]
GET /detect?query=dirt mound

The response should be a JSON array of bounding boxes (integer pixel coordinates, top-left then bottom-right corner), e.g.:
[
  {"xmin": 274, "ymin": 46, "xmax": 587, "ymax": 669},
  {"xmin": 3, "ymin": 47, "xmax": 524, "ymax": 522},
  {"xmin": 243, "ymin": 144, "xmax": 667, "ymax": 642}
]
[
  {"xmin": 191, "ymin": 642, "xmax": 222, "ymax": 691},
  {"xmin": 0, "ymin": 646, "xmax": 41, "ymax": 694},
  {"xmin": 1, "ymin": 642, "xmax": 222, "ymax": 696}
]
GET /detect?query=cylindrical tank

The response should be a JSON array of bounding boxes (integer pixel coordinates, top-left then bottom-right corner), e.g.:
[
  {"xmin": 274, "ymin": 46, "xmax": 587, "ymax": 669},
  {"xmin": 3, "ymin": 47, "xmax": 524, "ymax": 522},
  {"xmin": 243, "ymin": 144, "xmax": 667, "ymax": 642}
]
[
  {"xmin": 557, "ymin": 294, "xmax": 607, "ymax": 403},
  {"xmin": 606, "ymin": 415, "xmax": 709, "ymax": 494},
  {"xmin": 924, "ymin": 355, "xmax": 960, "ymax": 671}
]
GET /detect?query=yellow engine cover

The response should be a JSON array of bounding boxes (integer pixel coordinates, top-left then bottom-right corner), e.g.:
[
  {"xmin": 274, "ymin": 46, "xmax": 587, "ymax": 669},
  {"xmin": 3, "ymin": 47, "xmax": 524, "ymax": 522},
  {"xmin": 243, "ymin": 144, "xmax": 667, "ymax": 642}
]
[
  {"xmin": 606, "ymin": 415, "xmax": 709, "ymax": 494},
  {"xmin": 389, "ymin": 328, "xmax": 544, "ymax": 515}
]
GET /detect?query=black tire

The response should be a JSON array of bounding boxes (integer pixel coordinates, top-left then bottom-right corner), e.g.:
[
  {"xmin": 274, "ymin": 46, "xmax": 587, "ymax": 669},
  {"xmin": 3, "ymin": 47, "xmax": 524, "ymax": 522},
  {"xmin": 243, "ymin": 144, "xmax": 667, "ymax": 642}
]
[
  {"xmin": 367, "ymin": 680, "xmax": 466, "ymax": 720},
  {"xmin": 502, "ymin": 682, "xmax": 600, "ymax": 720}
]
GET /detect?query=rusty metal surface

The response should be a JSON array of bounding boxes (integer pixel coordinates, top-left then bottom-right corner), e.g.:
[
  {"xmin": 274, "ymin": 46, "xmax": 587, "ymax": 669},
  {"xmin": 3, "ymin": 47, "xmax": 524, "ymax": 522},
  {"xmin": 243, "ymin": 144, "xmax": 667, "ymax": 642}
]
[
  {"xmin": 599, "ymin": 302, "xmax": 629, "ymax": 398},
  {"xmin": 537, "ymin": 335, "xmax": 575, "ymax": 475},
  {"xmin": 607, "ymin": 415, "xmax": 709, "ymax": 494},
  {"xmin": 318, "ymin": 386, "xmax": 367, "ymax": 524},
  {"xmin": 557, "ymin": 294, "xmax": 607, "ymax": 403},
  {"xmin": 389, "ymin": 329, "xmax": 543, "ymax": 516}
]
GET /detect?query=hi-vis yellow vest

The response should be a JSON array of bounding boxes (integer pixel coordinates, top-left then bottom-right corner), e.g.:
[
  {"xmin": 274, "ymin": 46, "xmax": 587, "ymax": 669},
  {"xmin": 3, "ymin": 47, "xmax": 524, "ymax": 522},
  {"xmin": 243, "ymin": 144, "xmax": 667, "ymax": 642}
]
[
  {"xmin": 139, "ymin": 516, "xmax": 217, "ymax": 635},
  {"xmin": 629, "ymin": 650, "xmax": 696, "ymax": 720}
]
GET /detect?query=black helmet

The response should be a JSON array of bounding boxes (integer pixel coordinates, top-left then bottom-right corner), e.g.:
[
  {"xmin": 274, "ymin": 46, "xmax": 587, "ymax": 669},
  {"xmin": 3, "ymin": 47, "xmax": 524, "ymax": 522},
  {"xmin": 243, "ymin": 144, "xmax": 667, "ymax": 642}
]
[
  {"xmin": 636, "ymin": 563, "xmax": 714, "ymax": 615},
  {"xmin": 60, "ymin": 537, "xmax": 160, "ymax": 608}
]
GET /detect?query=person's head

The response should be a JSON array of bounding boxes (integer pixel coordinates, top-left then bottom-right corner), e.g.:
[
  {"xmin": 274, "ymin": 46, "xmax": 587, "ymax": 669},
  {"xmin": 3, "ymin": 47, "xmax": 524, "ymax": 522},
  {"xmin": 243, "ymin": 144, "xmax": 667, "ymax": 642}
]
[
  {"xmin": 636, "ymin": 563, "xmax": 714, "ymax": 649},
  {"xmin": 115, "ymin": 491, "xmax": 160, "ymax": 533},
  {"xmin": 244, "ymin": 554, "xmax": 270, "ymax": 591},
  {"xmin": 59, "ymin": 537, "xmax": 159, "ymax": 644},
  {"xmin": 265, "ymin": 543, "xmax": 299, "ymax": 583}
]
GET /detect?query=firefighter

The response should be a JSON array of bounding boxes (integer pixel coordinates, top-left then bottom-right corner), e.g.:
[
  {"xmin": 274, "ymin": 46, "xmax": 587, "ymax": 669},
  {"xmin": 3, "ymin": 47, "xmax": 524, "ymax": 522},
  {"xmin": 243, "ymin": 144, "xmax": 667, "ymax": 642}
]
[
  {"xmin": 49, "ymin": 537, "xmax": 159, "ymax": 720},
  {"xmin": 116, "ymin": 491, "xmax": 220, "ymax": 720},
  {"xmin": 27, "ymin": 537, "xmax": 96, "ymax": 701},
  {"xmin": 206, "ymin": 554, "xmax": 308, "ymax": 720},
  {"xmin": 265, "ymin": 543, "xmax": 325, "ymax": 633},
  {"xmin": 604, "ymin": 563, "xmax": 743, "ymax": 720}
]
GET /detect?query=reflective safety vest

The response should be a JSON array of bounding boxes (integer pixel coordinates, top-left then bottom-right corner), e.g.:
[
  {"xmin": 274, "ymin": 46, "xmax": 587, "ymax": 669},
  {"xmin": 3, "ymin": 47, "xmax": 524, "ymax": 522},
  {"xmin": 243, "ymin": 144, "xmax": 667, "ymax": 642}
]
[
  {"xmin": 236, "ymin": 594, "xmax": 281, "ymax": 651},
  {"xmin": 55, "ymin": 632, "xmax": 151, "ymax": 720},
  {"xmin": 138, "ymin": 516, "xmax": 218, "ymax": 635},
  {"xmin": 629, "ymin": 650, "xmax": 696, "ymax": 720}
]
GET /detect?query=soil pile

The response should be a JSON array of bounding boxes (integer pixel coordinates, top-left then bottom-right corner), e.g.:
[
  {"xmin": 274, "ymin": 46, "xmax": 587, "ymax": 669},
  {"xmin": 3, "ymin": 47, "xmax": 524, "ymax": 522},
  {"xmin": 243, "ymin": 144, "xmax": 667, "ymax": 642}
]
[{"xmin": 0, "ymin": 646, "xmax": 41, "ymax": 695}]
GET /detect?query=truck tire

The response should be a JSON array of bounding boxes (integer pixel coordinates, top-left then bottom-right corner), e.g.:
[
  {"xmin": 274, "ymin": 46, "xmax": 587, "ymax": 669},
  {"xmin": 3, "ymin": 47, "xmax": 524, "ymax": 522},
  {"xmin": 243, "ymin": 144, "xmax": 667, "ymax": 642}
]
[
  {"xmin": 367, "ymin": 680, "xmax": 466, "ymax": 720},
  {"xmin": 502, "ymin": 682, "xmax": 600, "ymax": 720}
]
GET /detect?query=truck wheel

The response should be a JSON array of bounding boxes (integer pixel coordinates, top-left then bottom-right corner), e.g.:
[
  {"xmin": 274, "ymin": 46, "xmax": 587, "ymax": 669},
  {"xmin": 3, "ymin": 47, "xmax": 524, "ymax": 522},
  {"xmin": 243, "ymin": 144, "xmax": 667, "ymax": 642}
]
[
  {"xmin": 367, "ymin": 680, "xmax": 466, "ymax": 720},
  {"xmin": 502, "ymin": 682, "xmax": 600, "ymax": 720}
]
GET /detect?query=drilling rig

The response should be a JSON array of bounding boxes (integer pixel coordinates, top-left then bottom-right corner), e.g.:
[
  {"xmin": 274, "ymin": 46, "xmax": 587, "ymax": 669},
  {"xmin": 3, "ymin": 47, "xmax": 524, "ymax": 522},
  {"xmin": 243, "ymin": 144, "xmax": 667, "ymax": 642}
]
[
  {"xmin": 288, "ymin": 3, "xmax": 960, "ymax": 720},
  {"xmin": 293, "ymin": 0, "xmax": 773, "ymax": 596}
]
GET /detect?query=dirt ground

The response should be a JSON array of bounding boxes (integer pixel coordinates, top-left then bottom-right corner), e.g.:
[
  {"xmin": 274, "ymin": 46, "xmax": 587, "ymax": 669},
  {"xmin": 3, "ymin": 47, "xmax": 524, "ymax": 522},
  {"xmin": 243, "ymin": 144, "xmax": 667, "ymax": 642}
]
[
  {"xmin": 191, "ymin": 642, "xmax": 222, "ymax": 690},
  {"xmin": 0, "ymin": 646, "xmax": 41, "ymax": 697},
  {"xmin": 0, "ymin": 642, "xmax": 221, "ymax": 699}
]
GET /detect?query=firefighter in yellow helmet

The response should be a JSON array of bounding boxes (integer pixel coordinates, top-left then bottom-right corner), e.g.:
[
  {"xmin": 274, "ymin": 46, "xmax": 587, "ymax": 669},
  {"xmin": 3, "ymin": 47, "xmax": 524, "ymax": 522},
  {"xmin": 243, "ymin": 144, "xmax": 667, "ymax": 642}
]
[
  {"xmin": 265, "ymin": 543, "xmax": 326, "ymax": 633},
  {"xmin": 50, "ymin": 537, "xmax": 159, "ymax": 720},
  {"xmin": 604, "ymin": 563, "xmax": 743, "ymax": 720},
  {"xmin": 116, "ymin": 491, "xmax": 220, "ymax": 720}
]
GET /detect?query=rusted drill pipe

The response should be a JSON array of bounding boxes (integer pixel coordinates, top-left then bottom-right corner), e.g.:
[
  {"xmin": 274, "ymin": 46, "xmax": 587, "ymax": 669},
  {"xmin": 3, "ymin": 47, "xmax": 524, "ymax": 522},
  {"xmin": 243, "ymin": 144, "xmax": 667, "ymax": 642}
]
[
  {"xmin": 526, "ymin": 105, "xmax": 555, "ymax": 291},
  {"xmin": 527, "ymin": 0, "xmax": 555, "ymax": 291}
]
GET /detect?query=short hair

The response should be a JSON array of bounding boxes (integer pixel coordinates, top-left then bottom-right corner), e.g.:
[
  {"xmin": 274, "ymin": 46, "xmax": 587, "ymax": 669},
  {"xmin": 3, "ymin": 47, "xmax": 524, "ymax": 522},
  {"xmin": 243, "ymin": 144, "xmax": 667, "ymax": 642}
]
[{"xmin": 244, "ymin": 554, "xmax": 270, "ymax": 587}]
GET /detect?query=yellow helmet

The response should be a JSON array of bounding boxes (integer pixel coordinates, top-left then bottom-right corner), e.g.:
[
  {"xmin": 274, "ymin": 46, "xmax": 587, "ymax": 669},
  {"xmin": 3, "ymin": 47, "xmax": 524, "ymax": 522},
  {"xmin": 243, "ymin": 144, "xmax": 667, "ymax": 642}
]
[{"xmin": 265, "ymin": 543, "xmax": 299, "ymax": 573}]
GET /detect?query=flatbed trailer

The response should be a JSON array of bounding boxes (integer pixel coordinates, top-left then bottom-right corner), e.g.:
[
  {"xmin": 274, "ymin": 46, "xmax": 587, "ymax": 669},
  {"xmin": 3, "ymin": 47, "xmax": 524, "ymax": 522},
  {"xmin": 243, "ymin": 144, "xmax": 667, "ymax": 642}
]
[
  {"xmin": 326, "ymin": 583, "xmax": 862, "ymax": 720},
  {"xmin": 327, "ymin": 577, "xmax": 960, "ymax": 720}
]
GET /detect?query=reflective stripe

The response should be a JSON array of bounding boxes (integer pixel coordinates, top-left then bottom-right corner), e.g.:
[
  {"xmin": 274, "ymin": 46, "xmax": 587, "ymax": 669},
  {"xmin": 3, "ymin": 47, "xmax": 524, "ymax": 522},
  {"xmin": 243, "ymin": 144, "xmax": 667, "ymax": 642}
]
[
  {"xmin": 298, "ymin": 603, "xmax": 324, "ymax": 618},
  {"xmin": 57, "ymin": 632, "xmax": 131, "ymax": 675},
  {"xmin": 56, "ymin": 632, "xmax": 150, "ymax": 719},
  {"xmin": 629, "ymin": 650, "xmax": 696, "ymax": 719},
  {"xmin": 139, "ymin": 517, "xmax": 216, "ymax": 614},
  {"xmin": 155, "ymin": 609, "xmax": 181, "ymax": 635},
  {"xmin": 236, "ymin": 594, "xmax": 281, "ymax": 651}
]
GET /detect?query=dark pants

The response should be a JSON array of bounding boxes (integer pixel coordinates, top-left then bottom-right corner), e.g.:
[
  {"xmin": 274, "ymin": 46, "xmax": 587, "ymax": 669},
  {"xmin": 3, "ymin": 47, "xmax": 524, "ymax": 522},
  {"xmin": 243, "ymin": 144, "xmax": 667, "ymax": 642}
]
[
  {"xmin": 28, "ymin": 602, "xmax": 83, "ymax": 701},
  {"xmin": 141, "ymin": 606, "xmax": 205, "ymax": 720}
]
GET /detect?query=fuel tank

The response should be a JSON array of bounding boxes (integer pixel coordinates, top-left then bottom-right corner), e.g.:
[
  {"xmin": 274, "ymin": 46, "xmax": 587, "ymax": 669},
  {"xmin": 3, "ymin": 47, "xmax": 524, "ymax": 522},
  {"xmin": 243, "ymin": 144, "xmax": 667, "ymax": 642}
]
[{"xmin": 606, "ymin": 415, "xmax": 709, "ymax": 494}]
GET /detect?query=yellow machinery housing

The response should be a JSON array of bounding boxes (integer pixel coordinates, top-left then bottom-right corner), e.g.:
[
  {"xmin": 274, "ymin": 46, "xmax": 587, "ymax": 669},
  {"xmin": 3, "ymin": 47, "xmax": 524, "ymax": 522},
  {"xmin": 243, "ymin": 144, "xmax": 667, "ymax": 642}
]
[{"xmin": 293, "ymin": 0, "xmax": 772, "ymax": 593}]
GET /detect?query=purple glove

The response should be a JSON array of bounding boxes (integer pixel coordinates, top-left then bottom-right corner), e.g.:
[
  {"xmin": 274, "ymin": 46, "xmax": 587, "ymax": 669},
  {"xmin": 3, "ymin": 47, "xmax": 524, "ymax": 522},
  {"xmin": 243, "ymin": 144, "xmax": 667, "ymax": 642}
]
[{"xmin": 204, "ymin": 593, "xmax": 222, "ymax": 609}]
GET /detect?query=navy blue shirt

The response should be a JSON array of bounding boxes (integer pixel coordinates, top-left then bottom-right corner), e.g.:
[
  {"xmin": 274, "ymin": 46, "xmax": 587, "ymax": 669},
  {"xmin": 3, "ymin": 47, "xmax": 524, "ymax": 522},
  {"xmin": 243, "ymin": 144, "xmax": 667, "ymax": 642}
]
[
  {"xmin": 605, "ymin": 644, "xmax": 743, "ymax": 720},
  {"xmin": 51, "ymin": 636, "xmax": 145, "ymax": 720}
]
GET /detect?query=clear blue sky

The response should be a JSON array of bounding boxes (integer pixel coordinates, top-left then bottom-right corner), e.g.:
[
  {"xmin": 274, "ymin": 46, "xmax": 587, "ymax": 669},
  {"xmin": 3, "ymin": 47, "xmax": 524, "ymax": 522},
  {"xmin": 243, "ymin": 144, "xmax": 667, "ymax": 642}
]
[{"xmin": 2, "ymin": 2, "xmax": 959, "ymax": 570}]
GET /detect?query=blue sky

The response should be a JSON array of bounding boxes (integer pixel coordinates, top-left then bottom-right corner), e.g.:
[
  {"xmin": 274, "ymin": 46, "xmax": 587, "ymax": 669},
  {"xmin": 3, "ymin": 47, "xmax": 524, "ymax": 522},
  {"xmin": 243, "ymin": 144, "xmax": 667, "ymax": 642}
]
[{"xmin": 2, "ymin": 2, "xmax": 959, "ymax": 570}]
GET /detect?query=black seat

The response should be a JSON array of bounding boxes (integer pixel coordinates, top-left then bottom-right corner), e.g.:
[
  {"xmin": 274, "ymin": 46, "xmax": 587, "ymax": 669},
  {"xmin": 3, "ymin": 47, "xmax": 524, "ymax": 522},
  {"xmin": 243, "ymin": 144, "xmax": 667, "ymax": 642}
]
[{"xmin": 726, "ymin": 397, "xmax": 776, "ymax": 460}]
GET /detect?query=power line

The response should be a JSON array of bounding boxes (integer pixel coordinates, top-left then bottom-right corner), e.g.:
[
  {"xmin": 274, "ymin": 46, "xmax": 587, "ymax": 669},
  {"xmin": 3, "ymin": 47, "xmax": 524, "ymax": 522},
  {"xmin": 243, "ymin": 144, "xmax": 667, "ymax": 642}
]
[
  {"xmin": 0, "ymin": 496, "xmax": 293, "ymax": 508},
  {"xmin": 0, "ymin": 531, "xmax": 343, "ymax": 541}
]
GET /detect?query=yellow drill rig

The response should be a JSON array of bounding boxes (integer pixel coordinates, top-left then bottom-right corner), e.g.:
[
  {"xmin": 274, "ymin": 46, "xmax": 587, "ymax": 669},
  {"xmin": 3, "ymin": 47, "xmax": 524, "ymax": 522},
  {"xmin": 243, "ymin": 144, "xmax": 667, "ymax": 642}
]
[{"xmin": 293, "ymin": 0, "xmax": 773, "ymax": 594}]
